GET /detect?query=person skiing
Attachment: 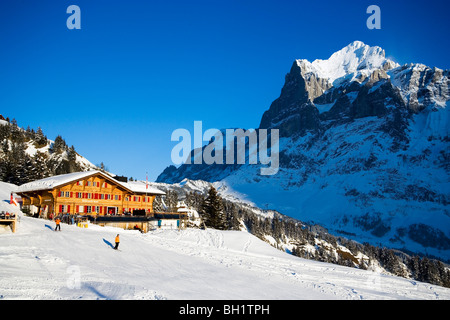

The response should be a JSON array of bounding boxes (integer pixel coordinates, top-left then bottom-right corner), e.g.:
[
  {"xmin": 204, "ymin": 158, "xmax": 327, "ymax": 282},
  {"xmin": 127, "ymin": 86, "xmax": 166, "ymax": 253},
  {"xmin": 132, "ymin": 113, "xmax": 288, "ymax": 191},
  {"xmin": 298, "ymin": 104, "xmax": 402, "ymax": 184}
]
[
  {"xmin": 114, "ymin": 234, "xmax": 120, "ymax": 250},
  {"xmin": 55, "ymin": 217, "xmax": 61, "ymax": 231}
]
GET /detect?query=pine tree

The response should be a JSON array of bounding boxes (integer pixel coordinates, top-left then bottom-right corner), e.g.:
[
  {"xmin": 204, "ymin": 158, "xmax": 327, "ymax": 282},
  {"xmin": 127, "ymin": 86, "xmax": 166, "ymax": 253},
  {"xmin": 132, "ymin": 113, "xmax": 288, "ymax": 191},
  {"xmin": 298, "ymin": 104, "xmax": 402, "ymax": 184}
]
[
  {"xmin": 50, "ymin": 135, "xmax": 67, "ymax": 154},
  {"xmin": 35, "ymin": 127, "xmax": 47, "ymax": 147},
  {"xmin": 224, "ymin": 202, "xmax": 240, "ymax": 230},
  {"xmin": 163, "ymin": 190, "xmax": 178, "ymax": 212},
  {"xmin": 33, "ymin": 151, "xmax": 50, "ymax": 180},
  {"xmin": 200, "ymin": 186, "xmax": 227, "ymax": 230}
]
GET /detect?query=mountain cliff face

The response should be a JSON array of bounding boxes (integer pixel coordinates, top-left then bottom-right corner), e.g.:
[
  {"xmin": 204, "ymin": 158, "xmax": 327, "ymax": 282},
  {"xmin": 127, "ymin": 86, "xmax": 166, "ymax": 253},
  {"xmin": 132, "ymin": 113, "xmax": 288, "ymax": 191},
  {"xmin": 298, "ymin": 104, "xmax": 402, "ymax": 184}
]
[{"xmin": 157, "ymin": 41, "xmax": 450, "ymax": 261}]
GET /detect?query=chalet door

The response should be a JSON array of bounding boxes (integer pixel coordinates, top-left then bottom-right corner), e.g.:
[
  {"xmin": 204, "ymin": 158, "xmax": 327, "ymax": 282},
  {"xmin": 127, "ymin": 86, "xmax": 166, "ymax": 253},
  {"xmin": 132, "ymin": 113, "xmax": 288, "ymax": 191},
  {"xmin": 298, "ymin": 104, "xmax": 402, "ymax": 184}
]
[{"xmin": 107, "ymin": 207, "xmax": 117, "ymax": 215}]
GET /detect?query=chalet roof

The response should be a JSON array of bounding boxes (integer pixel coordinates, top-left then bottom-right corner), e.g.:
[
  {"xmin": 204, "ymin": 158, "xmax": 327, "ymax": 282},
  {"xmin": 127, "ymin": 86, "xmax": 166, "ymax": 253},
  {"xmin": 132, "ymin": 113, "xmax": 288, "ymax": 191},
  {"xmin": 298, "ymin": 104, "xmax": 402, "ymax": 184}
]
[
  {"xmin": 120, "ymin": 180, "xmax": 166, "ymax": 195},
  {"xmin": 16, "ymin": 170, "xmax": 165, "ymax": 195}
]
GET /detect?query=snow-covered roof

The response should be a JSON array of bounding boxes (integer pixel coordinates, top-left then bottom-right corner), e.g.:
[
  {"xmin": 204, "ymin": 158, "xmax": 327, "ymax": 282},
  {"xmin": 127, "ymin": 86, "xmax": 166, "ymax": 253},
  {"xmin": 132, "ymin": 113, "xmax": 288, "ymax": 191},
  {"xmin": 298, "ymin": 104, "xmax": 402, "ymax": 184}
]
[
  {"xmin": 16, "ymin": 170, "xmax": 165, "ymax": 195},
  {"xmin": 119, "ymin": 180, "xmax": 166, "ymax": 195},
  {"xmin": 17, "ymin": 171, "xmax": 100, "ymax": 193}
]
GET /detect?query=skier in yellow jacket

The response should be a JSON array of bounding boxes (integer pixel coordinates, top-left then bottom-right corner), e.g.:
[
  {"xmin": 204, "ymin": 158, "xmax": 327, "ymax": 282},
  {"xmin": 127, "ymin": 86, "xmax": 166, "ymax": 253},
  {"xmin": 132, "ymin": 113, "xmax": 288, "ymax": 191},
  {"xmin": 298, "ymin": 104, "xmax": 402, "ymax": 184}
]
[{"xmin": 114, "ymin": 234, "xmax": 120, "ymax": 250}]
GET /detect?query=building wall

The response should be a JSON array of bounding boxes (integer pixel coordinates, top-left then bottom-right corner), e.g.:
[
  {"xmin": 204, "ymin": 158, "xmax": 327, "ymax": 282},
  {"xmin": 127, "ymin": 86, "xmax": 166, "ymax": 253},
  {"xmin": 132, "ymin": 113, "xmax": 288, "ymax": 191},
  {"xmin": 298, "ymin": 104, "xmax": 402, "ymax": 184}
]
[
  {"xmin": 96, "ymin": 221, "xmax": 148, "ymax": 233},
  {"xmin": 20, "ymin": 174, "xmax": 157, "ymax": 218}
]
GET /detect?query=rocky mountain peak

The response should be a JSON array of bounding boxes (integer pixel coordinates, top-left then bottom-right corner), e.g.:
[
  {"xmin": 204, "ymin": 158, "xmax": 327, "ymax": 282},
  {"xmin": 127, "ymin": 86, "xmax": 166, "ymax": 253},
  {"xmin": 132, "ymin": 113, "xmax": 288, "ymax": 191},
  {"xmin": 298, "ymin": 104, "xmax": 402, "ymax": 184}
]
[
  {"xmin": 296, "ymin": 41, "xmax": 398, "ymax": 87},
  {"xmin": 157, "ymin": 42, "xmax": 450, "ymax": 261},
  {"xmin": 259, "ymin": 41, "xmax": 448, "ymax": 137}
]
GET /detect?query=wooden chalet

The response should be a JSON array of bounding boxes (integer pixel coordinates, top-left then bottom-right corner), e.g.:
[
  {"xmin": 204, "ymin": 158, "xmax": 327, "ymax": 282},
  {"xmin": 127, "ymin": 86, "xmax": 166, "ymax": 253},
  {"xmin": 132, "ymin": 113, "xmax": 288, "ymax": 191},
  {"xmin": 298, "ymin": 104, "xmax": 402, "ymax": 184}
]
[{"xmin": 16, "ymin": 170, "xmax": 170, "ymax": 231}]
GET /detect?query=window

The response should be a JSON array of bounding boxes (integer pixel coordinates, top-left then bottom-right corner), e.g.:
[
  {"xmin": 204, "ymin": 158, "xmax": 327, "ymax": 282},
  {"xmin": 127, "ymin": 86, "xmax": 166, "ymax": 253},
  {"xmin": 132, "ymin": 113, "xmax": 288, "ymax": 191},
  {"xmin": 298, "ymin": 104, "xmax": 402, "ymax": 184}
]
[
  {"xmin": 59, "ymin": 205, "xmax": 71, "ymax": 213},
  {"xmin": 76, "ymin": 192, "xmax": 82, "ymax": 198},
  {"xmin": 87, "ymin": 193, "xmax": 92, "ymax": 199},
  {"xmin": 86, "ymin": 206, "xmax": 92, "ymax": 213},
  {"xmin": 65, "ymin": 191, "xmax": 70, "ymax": 197}
]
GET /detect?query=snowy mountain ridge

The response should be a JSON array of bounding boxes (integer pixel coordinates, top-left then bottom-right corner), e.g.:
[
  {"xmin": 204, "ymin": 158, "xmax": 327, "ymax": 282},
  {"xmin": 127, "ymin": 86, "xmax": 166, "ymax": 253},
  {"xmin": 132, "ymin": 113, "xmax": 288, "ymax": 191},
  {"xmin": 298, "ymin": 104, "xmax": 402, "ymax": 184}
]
[
  {"xmin": 157, "ymin": 41, "xmax": 450, "ymax": 262},
  {"xmin": 297, "ymin": 40, "xmax": 399, "ymax": 87}
]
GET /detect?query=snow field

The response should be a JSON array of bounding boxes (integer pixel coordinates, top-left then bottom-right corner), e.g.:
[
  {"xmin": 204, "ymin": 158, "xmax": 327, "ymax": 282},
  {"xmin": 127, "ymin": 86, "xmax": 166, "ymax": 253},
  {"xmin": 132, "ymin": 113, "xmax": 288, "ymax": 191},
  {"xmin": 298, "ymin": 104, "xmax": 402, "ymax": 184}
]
[{"xmin": 1, "ymin": 214, "xmax": 449, "ymax": 300}]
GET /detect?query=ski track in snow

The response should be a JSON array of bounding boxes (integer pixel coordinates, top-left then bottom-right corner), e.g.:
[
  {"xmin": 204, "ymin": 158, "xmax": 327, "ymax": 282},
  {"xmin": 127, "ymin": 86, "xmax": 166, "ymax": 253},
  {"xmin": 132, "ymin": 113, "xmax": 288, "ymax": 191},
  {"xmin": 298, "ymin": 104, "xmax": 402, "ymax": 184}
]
[
  {"xmin": 144, "ymin": 228, "xmax": 449, "ymax": 300},
  {"xmin": 0, "ymin": 216, "xmax": 449, "ymax": 300}
]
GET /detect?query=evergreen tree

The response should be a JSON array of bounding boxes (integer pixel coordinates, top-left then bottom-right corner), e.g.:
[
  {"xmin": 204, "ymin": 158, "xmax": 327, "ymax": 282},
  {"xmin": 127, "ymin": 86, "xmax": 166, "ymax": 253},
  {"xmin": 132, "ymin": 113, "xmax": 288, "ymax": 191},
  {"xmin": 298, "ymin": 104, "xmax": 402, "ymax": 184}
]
[
  {"xmin": 33, "ymin": 151, "xmax": 50, "ymax": 180},
  {"xmin": 224, "ymin": 201, "xmax": 240, "ymax": 230},
  {"xmin": 35, "ymin": 127, "xmax": 47, "ymax": 147},
  {"xmin": 50, "ymin": 135, "xmax": 67, "ymax": 154},
  {"xmin": 165, "ymin": 190, "xmax": 179, "ymax": 212},
  {"xmin": 200, "ymin": 186, "xmax": 227, "ymax": 230},
  {"xmin": 0, "ymin": 123, "xmax": 10, "ymax": 142},
  {"xmin": 186, "ymin": 191, "xmax": 205, "ymax": 212}
]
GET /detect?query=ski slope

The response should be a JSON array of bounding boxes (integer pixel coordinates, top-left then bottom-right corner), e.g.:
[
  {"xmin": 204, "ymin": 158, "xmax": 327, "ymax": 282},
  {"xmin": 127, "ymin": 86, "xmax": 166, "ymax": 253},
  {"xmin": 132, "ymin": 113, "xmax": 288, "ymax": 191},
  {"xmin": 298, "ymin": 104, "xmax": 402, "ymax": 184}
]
[{"xmin": 1, "ymin": 213, "xmax": 449, "ymax": 300}]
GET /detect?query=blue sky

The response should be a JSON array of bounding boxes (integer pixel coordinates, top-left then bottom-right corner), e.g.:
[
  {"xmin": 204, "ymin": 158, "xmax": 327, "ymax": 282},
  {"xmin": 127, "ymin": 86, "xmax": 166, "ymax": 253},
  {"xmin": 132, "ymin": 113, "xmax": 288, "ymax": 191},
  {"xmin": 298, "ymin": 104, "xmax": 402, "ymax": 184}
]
[{"xmin": 1, "ymin": 0, "xmax": 449, "ymax": 181}]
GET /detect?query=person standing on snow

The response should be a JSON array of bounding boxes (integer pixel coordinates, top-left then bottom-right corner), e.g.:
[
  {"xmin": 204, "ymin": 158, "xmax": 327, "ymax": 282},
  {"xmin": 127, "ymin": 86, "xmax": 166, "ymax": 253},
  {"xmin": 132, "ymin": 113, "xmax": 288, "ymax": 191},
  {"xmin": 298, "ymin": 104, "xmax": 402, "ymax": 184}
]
[
  {"xmin": 114, "ymin": 234, "xmax": 120, "ymax": 250},
  {"xmin": 55, "ymin": 217, "xmax": 61, "ymax": 231}
]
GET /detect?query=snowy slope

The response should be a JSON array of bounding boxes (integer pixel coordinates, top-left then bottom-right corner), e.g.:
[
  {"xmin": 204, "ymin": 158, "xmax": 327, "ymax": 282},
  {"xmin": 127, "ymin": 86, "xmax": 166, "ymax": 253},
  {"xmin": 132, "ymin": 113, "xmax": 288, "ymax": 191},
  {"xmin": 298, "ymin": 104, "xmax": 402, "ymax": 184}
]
[
  {"xmin": 1, "ymin": 215, "xmax": 450, "ymax": 300},
  {"xmin": 0, "ymin": 177, "xmax": 449, "ymax": 300}
]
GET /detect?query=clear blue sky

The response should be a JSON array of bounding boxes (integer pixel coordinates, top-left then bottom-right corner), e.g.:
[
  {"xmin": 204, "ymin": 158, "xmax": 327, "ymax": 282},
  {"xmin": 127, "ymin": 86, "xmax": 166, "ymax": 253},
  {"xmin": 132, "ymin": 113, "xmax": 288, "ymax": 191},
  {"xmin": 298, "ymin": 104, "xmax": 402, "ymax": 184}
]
[{"xmin": 1, "ymin": 0, "xmax": 449, "ymax": 181}]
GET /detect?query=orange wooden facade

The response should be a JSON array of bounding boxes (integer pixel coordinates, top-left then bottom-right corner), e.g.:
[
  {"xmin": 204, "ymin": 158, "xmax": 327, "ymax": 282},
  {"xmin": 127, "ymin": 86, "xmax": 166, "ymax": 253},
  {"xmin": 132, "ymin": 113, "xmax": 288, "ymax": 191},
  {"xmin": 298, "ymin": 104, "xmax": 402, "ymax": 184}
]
[{"xmin": 18, "ymin": 172, "xmax": 161, "ymax": 218}]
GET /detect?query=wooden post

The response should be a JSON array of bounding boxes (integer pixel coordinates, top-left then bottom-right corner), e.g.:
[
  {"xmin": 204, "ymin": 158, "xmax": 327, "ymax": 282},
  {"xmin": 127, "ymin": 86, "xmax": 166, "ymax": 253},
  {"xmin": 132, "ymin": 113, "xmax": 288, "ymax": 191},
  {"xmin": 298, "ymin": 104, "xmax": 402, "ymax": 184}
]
[{"xmin": 12, "ymin": 215, "xmax": 17, "ymax": 233}]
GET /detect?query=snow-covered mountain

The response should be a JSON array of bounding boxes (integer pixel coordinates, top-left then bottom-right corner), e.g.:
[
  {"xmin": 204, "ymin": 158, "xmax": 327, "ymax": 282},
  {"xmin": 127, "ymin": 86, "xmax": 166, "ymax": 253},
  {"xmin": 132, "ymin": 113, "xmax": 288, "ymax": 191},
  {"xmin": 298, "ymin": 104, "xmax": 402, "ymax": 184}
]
[
  {"xmin": 156, "ymin": 41, "xmax": 450, "ymax": 262},
  {"xmin": 0, "ymin": 117, "xmax": 97, "ymax": 185}
]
